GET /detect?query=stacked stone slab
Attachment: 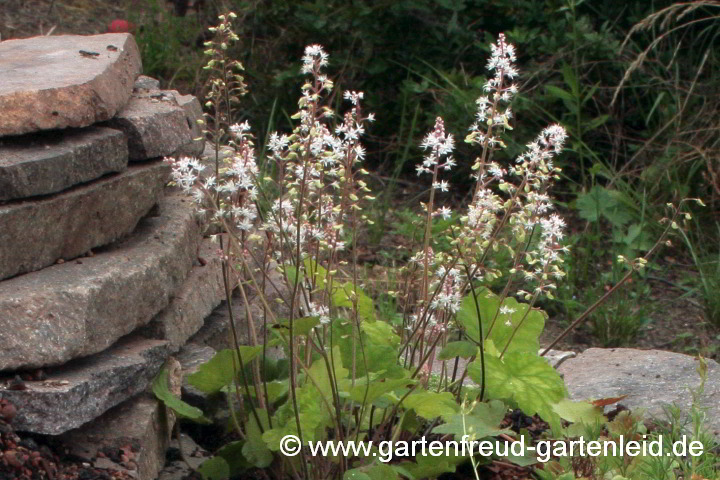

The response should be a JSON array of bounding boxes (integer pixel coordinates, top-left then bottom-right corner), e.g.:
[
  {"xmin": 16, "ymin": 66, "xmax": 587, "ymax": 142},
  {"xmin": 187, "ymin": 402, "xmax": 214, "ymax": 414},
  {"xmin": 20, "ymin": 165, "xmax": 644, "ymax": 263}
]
[{"xmin": 0, "ymin": 33, "xmax": 233, "ymax": 480}]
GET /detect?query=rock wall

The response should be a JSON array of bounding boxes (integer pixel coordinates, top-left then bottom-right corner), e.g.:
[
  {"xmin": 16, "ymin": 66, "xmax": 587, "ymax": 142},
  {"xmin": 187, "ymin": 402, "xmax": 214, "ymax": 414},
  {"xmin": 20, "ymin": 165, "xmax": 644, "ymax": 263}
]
[{"xmin": 0, "ymin": 33, "xmax": 235, "ymax": 479}]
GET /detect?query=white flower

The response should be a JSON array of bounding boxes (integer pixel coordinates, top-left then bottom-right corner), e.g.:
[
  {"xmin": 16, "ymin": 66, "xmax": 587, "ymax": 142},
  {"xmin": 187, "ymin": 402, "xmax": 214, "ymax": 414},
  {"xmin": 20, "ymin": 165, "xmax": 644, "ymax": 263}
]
[
  {"xmin": 343, "ymin": 90, "xmax": 364, "ymax": 105},
  {"xmin": 436, "ymin": 206, "xmax": 452, "ymax": 220},
  {"xmin": 301, "ymin": 44, "xmax": 329, "ymax": 74},
  {"xmin": 499, "ymin": 305, "xmax": 516, "ymax": 316},
  {"xmin": 433, "ymin": 180, "xmax": 450, "ymax": 192}
]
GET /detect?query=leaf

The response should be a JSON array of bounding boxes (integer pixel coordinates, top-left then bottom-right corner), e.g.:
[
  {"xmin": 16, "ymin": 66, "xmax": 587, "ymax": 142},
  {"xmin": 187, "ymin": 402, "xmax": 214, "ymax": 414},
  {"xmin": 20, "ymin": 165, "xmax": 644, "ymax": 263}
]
[
  {"xmin": 403, "ymin": 391, "xmax": 458, "ymax": 420},
  {"xmin": 152, "ymin": 366, "xmax": 207, "ymax": 421},
  {"xmin": 345, "ymin": 463, "xmax": 398, "ymax": 480},
  {"xmin": 590, "ymin": 395, "xmax": 628, "ymax": 407},
  {"xmin": 575, "ymin": 186, "xmax": 632, "ymax": 227},
  {"xmin": 361, "ymin": 319, "xmax": 400, "ymax": 347},
  {"xmin": 242, "ymin": 409, "xmax": 273, "ymax": 468},
  {"xmin": 552, "ymin": 399, "xmax": 605, "ymax": 425},
  {"xmin": 433, "ymin": 400, "xmax": 512, "ymax": 439},
  {"xmin": 263, "ymin": 347, "xmax": 347, "ymax": 448},
  {"xmin": 188, "ymin": 345, "xmax": 273, "ymax": 393},
  {"xmin": 583, "ymin": 114, "xmax": 609, "ymax": 132},
  {"xmin": 545, "ymin": 85, "xmax": 575, "ymax": 103},
  {"xmin": 331, "ymin": 319, "xmax": 407, "ymax": 379},
  {"xmin": 304, "ymin": 257, "xmax": 328, "ymax": 290},
  {"xmin": 248, "ymin": 380, "xmax": 289, "ymax": 403},
  {"xmin": 468, "ymin": 352, "xmax": 566, "ymax": 423},
  {"xmin": 215, "ymin": 441, "xmax": 250, "ymax": 476},
  {"xmin": 457, "ymin": 289, "xmax": 545, "ymax": 355},
  {"xmin": 349, "ymin": 377, "xmax": 416, "ymax": 405},
  {"xmin": 197, "ymin": 456, "xmax": 230, "ymax": 480},
  {"xmin": 394, "ymin": 453, "xmax": 457, "ymax": 479},
  {"xmin": 437, "ymin": 341, "xmax": 477, "ymax": 360},
  {"xmin": 575, "ymin": 185, "xmax": 616, "ymax": 222},
  {"xmin": 333, "ymin": 281, "xmax": 376, "ymax": 322},
  {"xmin": 274, "ymin": 316, "xmax": 321, "ymax": 337}
]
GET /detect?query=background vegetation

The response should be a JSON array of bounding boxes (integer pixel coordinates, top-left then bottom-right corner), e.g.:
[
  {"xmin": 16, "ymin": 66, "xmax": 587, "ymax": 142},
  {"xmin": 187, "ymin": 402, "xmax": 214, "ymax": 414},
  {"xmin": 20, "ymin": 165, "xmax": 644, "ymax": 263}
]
[
  {"xmin": 5, "ymin": 0, "xmax": 717, "ymax": 353},
  {"xmin": 130, "ymin": 0, "xmax": 720, "ymax": 355}
]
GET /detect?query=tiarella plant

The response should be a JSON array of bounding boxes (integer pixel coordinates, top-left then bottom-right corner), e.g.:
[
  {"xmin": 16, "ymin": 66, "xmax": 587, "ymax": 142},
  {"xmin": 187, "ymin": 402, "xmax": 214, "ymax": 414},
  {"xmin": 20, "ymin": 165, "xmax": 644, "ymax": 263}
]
[{"xmin": 155, "ymin": 13, "xmax": 700, "ymax": 480}]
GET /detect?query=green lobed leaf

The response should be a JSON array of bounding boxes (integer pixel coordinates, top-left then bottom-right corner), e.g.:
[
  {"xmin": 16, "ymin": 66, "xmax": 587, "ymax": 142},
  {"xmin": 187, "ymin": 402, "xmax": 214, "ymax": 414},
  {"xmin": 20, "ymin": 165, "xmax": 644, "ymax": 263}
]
[
  {"xmin": 437, "ymin": 340, "xmax": 477, "ymax": 360},
  {"xmin": 394, "ymin": 453, "xmax": 457, "ymax": 479},
  {"xmin": 197, "ymin": 456, "xmax": 230, "ymax": 480},
  {"xmin": 263, "ymin": 346, "xmax": 348, "ymax": 449},
  {"xmin": 187, "ymin": 344, "xmax": 276, "ymax": 393},
  {"xmin": 468, "ymin": 352, "xmax": 566, "ymax": 424},
  {"xmin": 242, "ymin": 408, "xmax": 273, "ymax": 468},
  {"xmin": 215, "ymin": 441, "xmax": 250, "ymax": 476},
  {"xmin": 552, "ymin": 399, "xmax": 605, "ymax": 426},
  {"xmin": 457, "ymin": 289, "xmax": 545, "ymax": 355},
  {"xmin": 349, "ymin": 377, "xmax": 416, "ymax": 405},
  {"xmin": 403, "ymin": 391, "xmax": 458, "ymax": 420},
  {"xmin": 433, "ymin": 400, "xmax": 512, "ymax": 439},
  {"xmin": 345, "ymin": 462, "xmax": 398, "ymax": 480},
  {"xmin": 273, "ymin": 316, "xmax": 321, "ymax": 337}
]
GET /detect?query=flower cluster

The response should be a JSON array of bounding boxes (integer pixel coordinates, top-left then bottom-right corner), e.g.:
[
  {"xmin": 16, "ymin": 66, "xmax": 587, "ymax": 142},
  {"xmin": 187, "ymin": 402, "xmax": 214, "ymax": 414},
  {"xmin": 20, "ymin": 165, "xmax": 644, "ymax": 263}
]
[
  {"xmin": 264, "ymin": 45, "xmax": 374, "ymax": 264},
  {"xmin": 468, "ymin": 33, "xmax": 519, "ymax": 172},
  {"xmin": 417, "ymin": 117, "xmax": 456, "ymax": 178}
]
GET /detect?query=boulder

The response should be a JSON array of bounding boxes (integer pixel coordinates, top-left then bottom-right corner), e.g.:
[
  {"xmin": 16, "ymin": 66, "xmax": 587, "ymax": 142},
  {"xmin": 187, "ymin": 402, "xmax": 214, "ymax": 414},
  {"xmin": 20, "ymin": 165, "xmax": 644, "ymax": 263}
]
[
  {"xmin": 139, "ymin": 238, "xmax": 228, "ymax": 351},
  {"xmin": 0, "ymin": 126, "xmax": 128, "ymax": 201},
  {"xmin": 0, "ymin": 161, "xmax": 169, "ymax": 281},
  {"xmin": 0, "ymin": 33, "xmax": 141, "ymax": 137},
  {"xmin": 558, "ymin": 348, "xmax": 720, "ymax": 438},
  {"xmin": 61, "ymin": 394, "xmax": 175, "ymax": 480},
  {"xmin": 0, "ymin": 191, "xmax": 203, "ymax": 370},
  {"xmin": 0, "ymin": 336, "xmax": 169, "ymax": 435},
  {"xmin": 107, "ymin": 94, "xmax": 194, "ymax": 161}
]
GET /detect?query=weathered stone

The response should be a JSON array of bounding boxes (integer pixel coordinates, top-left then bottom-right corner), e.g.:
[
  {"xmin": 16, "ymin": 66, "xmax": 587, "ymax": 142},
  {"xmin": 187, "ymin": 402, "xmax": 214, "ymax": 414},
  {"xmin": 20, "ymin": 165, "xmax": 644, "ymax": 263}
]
[
  {"xmin": 0, "ymin": 192, "xmax": 203, "ymax": 370},
  {"xmin": 158, "ymin": 435, "xmax": 210, "ymax": 480},
  {"xmin": 61, "ymin": 394, "xmax": 174, "ymax": 480},
  {"xmin": 0, "ymin": 336, "xmax": 169, "ymax": 435},
  {"xmin": 0, "ymin": 33, "xmax": 141, "ymax": 137},
  {"xmin": 175, "ymin": 342, "xmax": 216, "ymax": 408},
  {"xmin": 0, "ymin": 161, "xmax": 168, "ymax": 281},
  {"xmin": 139, "ymin": 239, "xmax": 228, "ymax": 351},
  {"xmin": 169, "ymin": 91, "xmax": 205, "ymax": 157},
  {"xmin": 559, "ymin": 348, "xmax": 720, "ymax": 438},
  {"xmin": 107, "ymin": 95, "xmax": 194, "ymax": 161},
  {"xmin": 134, "ymin": 75, "xmax": 161, "ymax": 92},
  {"xmin": 0, "ymin": 126, "xmax": 128, "ymax": 201}
]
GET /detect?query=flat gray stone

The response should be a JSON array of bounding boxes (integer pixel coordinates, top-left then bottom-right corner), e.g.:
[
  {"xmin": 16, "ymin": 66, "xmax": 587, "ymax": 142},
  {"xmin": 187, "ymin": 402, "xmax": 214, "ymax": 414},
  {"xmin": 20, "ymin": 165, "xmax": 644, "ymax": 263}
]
[
  {"xmin": 139, "ymin": 238, "xmax": 228, "ymax": 351},
  {"xmin": 107, "ymin": 94, "xmax": 194, "ymax": 161},
  {"xmin": 0, "ymin": 191, "xmax": 203, "ymax": 370},
  {"xmin": 0, "ymin": 126, "xmax": 128, "ymax": 201},
  {"xmin": 0, "ymin": 161, "xmax": 168, "ymax": 281},
  {"xmin": 0, "ymin": 335, "xmax": 169, "ymax": 435},
  {"xmin": 169, "ymin": 91, "xmax": 205, "ymax": 157},
  {"xmin": 0, "ymin": 33, "xmax": 141, "ymax": 137},
  {"xmin": 61, "ymin": 393, "xmax": 175, "ymax": 480},
  {"xmin": 558, "ymin": 348, "xmax": 720, "ymax": 438}
]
